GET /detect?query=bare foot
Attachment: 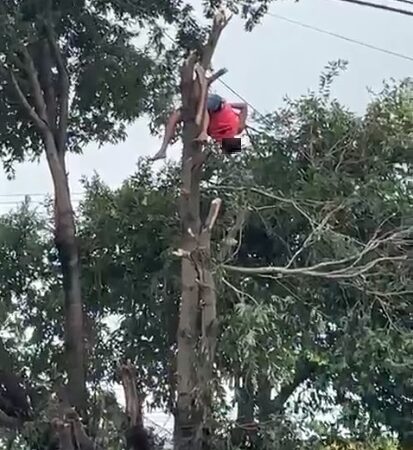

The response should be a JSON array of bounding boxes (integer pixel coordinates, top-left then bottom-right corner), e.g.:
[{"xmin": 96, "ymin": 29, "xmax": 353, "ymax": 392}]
[
  {"xmin": 194, "ymin": 132, "xmax": 209, "ymax": 143},
  {"xmin": 150, "ymin": 149, "xmax": 167, "ymax": 161}
]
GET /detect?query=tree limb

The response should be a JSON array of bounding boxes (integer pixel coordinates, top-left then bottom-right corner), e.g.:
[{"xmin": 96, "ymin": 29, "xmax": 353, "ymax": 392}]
[
  {"xmin": 223, "ymin": 256, "xmax": 407, "ymax": 279},
  {"xmin": 201, "ymin": 9, "xmax": 232, "ymax": 69},
  {"xmin": 219, "ymin": 209, "xmax": 248, "ymax": 263},
  {"xmin": 39, "ymin": 39, "xmax": 58, "ymax": 130},
  {"xmin": 207, "ymin": 67, "xmax": 228, "ymax": 85},
  {"xmin": 269, "ymin": 358, "xmax": 318, "ymax": 415},
  {"xmin": 194, "ymin": 63, "xmax": 208, "ymax": 127},
  {"xmin": 65, "ymin": 408, "xmax": 101, "ymax": 450},
  {"xmin": 20, "ymin": 46, "xmax": 49, "ymax": 124},
  {"xmin": 9, "ymin": 70, "xmax": 48, "ymax": 132},
  {"xmin": 0, "ymin": 409, "xmax": 20, "ymax": 430},
  {"xmin": 204, "ymin": 198, "xmax": 222, "ymax": 231},
  {"xmin": 51, "ymin": 418, "xmax": 75, "ymax": 450},
  {"xmin": 120, "ymin": 360, "xmax": 143, "ymax": 427},
  {"xmin": 45, "ymin": 23, "xmax": 70, "ymax": 154}
]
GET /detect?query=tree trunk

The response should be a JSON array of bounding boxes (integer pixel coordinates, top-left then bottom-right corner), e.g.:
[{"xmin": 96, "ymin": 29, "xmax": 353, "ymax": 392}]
[
  {"xmin": 174, "ymin": 12, "xmax": 229, "ymax": 450},
  {"xmin": 231, "ymin": 376, "xmax": 256, "ymax": 447},
  {"xmin": 43, "ymin": 132, "xmax": 87, "ymax": 414},
  {"xmin": 175, "ymin": 63, "xmax": 205, "ymax": 450},
  {"xmin": 8, "ymin": 33, "xmax": 88, "ymax": 415}
]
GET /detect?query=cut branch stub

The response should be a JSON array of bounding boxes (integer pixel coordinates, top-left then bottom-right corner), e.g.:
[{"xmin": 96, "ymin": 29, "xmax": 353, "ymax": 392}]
[
  {"xmin": 204, "ymin": 198, "xmax": 222, "ymax": 232},
  {"xmin": 207, "ymin": 67, "xmax": 228, "ymax": 85}
]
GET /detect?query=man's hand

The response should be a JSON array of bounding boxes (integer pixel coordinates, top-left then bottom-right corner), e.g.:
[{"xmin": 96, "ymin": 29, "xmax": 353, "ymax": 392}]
[{"xmin": 230, "ymin": 103, "xmax": 248, "ymax": 133}]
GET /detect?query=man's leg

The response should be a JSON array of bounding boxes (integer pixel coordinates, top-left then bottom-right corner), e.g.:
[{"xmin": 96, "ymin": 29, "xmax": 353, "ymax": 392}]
[
  {"xmin": 194, "ymin": 109, "xmax": 210, "ymax": 142},
  {"xmin": 151, "ymin": 109, "xmax": 182, "ymax": 161},
  {"xmin": 194, "ymin": 94, "xmax": 222, "ymax": 142}
]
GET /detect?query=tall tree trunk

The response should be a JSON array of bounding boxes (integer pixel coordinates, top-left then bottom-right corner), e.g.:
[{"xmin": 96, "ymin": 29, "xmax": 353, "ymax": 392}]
[
  {"xmin": 231, "ymin": 375, "xmax": 255, "ymax": 447},
  {"xmin": 175, "ymin": 58, "xmax": 206, "ymax": 450},
  {"xmin": 44, "ymin": 133, "xmax": 87, "ymax": 414},
  {"xmin": 174, "ymin": 11, "xmax": 229, "ymax": 450},
  {"xmin": 9, "ymin": 33, "xmax": 87, "ymax": 415}
]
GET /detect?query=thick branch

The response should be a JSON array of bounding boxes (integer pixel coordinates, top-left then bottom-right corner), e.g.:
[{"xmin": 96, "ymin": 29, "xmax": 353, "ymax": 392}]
[
  {"xmin": 270, "ymin": 359, "xmax": 318, "ymax": 414},
  {"xmin": 207, "ymin": 67, "xmax": 228, "ymax": 85},
  {"xmin": 65, "ymin": 409, "xmax": 101, "ymax": 450},
  {"xmin": 0, "ymin": 409, "xmax": 20, "ymax": 429},
  {"xmin": 39, "ymin": 39, "xmax": 57, "ymax": 130},
  {"xmin": 201, "ymin": 9, "xmax": 232, "ymax": 69},
  {"xmin": 194, "ymin": 64, "xmax": 208, "ymax": 127},
  {"xmin": 204, "ymin": 198, "xmax": 222, "ymax": 232},
  {"xmin": 9, "ymin": 71, "xmax": 47, "ymax": 132},
  {"xmin": 20, "ymin": 46, "xmax": 49, "ymax": 124},
  {"xmin": 219, "ymin": 209, "xmax": 248, "ymax": 262},
  {"xmin": 51, "ymin": 418, "xmax": 76, "ymax": 450},
  {"xmin": 222, "ymin": 255, "xmax": 406, "ymax": 279},
  {"xmin": 120, "ymin": 361, "xmax": 142, "ymax": 427},
  {"xmin": 45, "ymin": 24, "xmax": 70, "ymax": 154}
]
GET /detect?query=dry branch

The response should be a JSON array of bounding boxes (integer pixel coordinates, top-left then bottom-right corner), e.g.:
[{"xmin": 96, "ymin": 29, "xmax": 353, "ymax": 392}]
[
  {"xmin": 207, "ymin": 68, "xmax": 228, "ymax": 85},
  {"xmin": 204, "ymin": 198, "xmax": 222, "ymax": 232}
]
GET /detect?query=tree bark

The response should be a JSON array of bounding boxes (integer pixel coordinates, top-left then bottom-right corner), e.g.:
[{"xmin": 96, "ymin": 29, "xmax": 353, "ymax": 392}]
[
  {"xmin": 44, "ymin": 132, "xmax": 87, "ymax": 414},
  {"xmin": 174, "ymin": 11, "xmax": 230, "ymax": 450},
  {"xmin": 9, "ymin": 37, "xmax": 87, "ymax": 415}
]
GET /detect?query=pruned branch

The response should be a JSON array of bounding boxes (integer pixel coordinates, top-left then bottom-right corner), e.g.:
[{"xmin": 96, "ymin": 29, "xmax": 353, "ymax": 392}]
[
  {"xmin": 204, "ymin": 198, "xmax": 222, "ymax": 232},
  {"xmin": 219, "ymin": 208, "xmax": 248, "ymax": 262},
  {"xmin": 207, "ymin": 67, "xmax": 228, "ymax": 85}
]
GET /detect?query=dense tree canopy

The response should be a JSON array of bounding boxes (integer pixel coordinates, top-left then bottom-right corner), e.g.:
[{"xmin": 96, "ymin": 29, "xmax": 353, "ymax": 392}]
[{"xmin": 0, "ymin": 67, "xmax": 411, "ymax": 448}]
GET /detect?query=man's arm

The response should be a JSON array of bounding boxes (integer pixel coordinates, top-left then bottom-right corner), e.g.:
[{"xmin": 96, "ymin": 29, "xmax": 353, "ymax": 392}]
[{"xmin": 230, "ymin": 102, "xmax": 248, "ymax": 133}]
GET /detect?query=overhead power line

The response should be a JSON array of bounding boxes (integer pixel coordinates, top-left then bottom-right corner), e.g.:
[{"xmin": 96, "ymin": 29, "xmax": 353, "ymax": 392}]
[
  {"xmin": 266, "ymin": 12, "xmax": 413, "ymax": 62},
  {"xmin": 333, "ymin": 0, "xmax": 413, "ymax": 17},
  {"xmin": 393, "ymin": 0, "xmax": 413, "ymax": 6}
]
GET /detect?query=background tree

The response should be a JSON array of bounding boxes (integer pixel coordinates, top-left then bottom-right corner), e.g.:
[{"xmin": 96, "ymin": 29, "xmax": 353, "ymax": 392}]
[
  {"xmin": 0, "ymin": 0, "xmax": 202, "ymax": 415},
  {"xmin": 0, "ymin": 54, "xmax": 411, "ymax": 450}
]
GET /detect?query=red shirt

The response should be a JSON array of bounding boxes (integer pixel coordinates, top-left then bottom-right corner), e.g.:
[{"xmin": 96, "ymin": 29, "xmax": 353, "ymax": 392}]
[{"xmin": 208, "ymin": 103, "xmax": 240, "ymax": 141}]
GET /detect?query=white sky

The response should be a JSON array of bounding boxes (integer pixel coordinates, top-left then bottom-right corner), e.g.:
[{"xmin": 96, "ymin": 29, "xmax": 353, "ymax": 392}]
[
  {"xmin": 1, "ymin": 0, "xmax": 412, "ymax": 211},
  {"xmin": 1, "ymin": 0, "xmax": 412, "ymax": 437}
]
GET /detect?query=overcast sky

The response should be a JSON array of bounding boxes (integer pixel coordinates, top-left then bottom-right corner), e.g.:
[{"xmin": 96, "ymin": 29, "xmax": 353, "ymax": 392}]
[{"xmin": 1, "ymin": 0, "xmax": 412, "ymax": 211}]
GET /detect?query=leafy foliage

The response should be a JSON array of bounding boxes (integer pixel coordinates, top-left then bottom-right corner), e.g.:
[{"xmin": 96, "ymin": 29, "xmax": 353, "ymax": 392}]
[{"xmin": 0, "ymin": 71, "xmax": 411, "ymax": 449}]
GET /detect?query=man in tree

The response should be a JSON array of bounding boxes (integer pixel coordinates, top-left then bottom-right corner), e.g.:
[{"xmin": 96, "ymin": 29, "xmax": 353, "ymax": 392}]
[{"xmin": 150, "ymin": 93, "xmax": 248, "ymax": 161}]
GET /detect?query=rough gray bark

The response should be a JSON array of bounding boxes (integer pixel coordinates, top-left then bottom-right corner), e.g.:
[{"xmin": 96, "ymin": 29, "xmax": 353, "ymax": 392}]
[
  {"xmin": 9, "ymin": 29, "xmax": 87, "ymax": 414},
  {"xmin": 174, "ymin": 10, "xmax": 230, "ymax": 450}
]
